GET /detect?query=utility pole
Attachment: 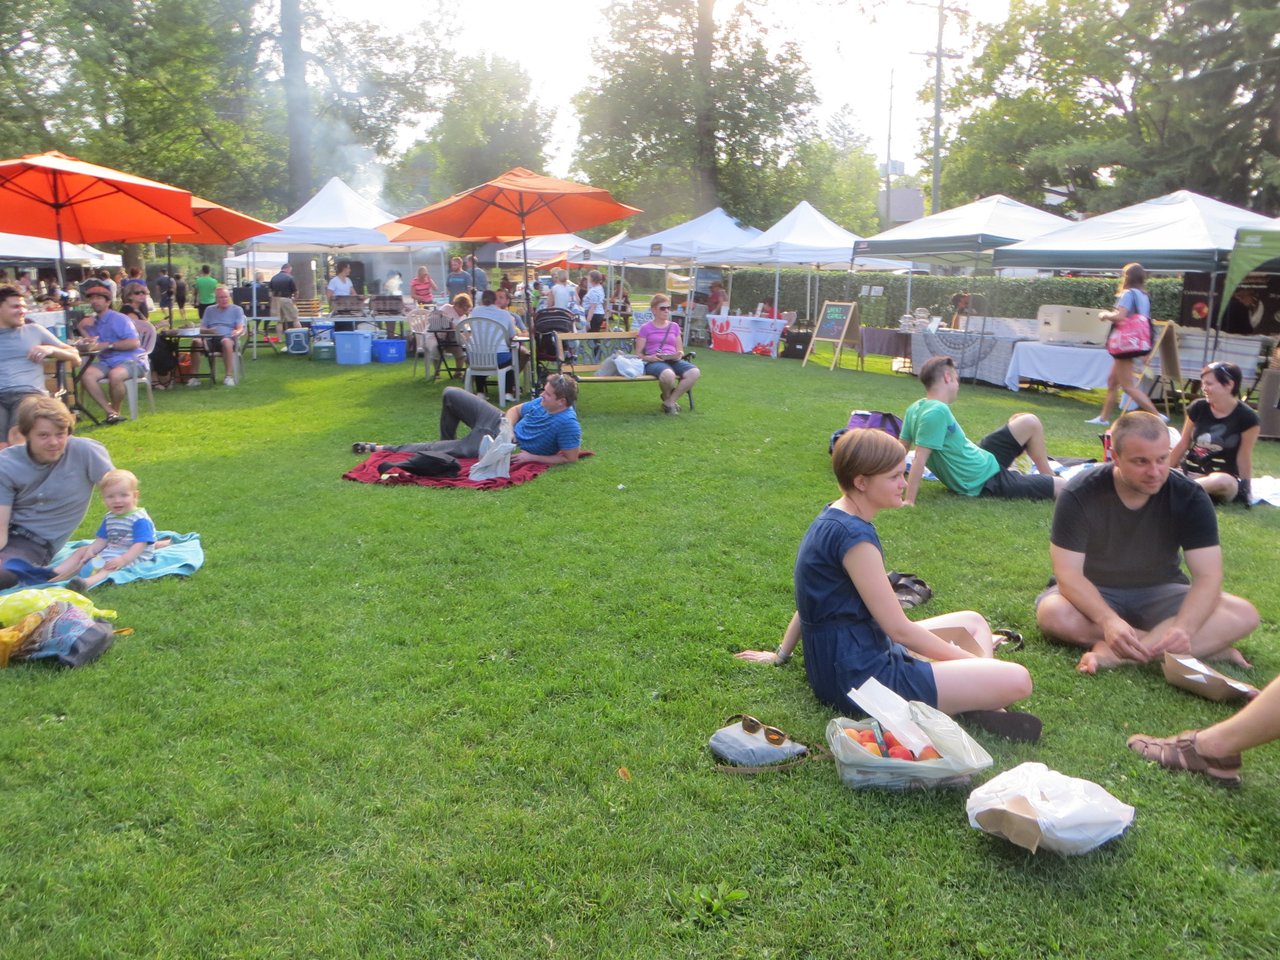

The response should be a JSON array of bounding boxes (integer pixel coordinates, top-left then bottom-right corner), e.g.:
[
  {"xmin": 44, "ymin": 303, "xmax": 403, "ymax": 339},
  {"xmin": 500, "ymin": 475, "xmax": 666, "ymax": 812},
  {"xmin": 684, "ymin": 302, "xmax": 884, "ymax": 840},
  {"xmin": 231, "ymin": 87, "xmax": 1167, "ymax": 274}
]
[{"xmin": 910, "ymin": 0, "xmax": 962, "ymax": 213}]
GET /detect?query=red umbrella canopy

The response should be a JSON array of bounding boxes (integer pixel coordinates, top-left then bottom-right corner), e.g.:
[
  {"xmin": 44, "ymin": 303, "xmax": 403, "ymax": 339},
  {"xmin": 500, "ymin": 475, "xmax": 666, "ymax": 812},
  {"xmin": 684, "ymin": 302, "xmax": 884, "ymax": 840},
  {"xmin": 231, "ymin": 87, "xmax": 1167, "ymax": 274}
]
[
  {"xmin": 0, "ymin": 151, "xmax": 194, "ymax": 244},
  {"xmin": 395, "ymin": 167, "xmax": 640, "ymax": 241},
  {"xmin": 130, "ymin": 196, "xmax": 279, "ymax": 246}
]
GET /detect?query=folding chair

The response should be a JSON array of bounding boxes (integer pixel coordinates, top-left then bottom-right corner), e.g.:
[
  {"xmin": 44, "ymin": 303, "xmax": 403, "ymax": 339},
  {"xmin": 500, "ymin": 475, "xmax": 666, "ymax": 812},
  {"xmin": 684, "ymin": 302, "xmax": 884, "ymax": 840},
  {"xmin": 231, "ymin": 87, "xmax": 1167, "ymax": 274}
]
[{"xmin": 429, "ymin": 308, "xmax": 467, "ymax": 380}]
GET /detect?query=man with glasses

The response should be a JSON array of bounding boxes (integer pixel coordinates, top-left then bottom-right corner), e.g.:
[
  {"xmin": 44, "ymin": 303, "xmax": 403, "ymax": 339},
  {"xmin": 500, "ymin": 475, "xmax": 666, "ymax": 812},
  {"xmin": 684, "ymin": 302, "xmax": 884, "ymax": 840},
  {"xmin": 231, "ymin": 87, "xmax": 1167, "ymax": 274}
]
[
  {"xmin": 78, "ymin": 279, "xmax": 147, "ymax": 423},
  {"xmin": 351, "ymin": 376, "xmax": 582, "ymax": 466}
]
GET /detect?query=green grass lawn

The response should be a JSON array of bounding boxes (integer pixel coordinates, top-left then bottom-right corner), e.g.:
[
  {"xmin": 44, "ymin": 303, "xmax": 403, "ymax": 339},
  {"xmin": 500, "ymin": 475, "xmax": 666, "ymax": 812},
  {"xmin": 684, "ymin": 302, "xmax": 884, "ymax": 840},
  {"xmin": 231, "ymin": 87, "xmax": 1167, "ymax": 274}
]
[{"xmin": 3, "ymin": 349, "xmax": 1279, "ymax": 958}]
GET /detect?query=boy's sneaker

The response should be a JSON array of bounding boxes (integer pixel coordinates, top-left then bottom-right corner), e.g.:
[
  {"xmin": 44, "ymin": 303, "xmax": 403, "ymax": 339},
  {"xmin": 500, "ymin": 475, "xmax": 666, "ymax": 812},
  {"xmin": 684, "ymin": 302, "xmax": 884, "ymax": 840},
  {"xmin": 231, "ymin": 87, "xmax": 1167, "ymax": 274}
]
[
  {"xmin": 223, "ymin": 376, "xmax": 236, "ymax": 386},
  {"xmin": 186, "ymin": 379, "xmax": 201, "ymax": 387}
]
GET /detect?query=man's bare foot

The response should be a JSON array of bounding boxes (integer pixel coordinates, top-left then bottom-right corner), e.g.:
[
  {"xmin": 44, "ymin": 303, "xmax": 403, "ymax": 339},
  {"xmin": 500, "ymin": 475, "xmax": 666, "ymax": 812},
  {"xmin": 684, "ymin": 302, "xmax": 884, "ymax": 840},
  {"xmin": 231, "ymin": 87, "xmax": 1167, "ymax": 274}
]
[
  {"xmin": 1077, "ymin": 642, "xmax": 1129, "ymax": 674},
  {"xmin": 1207, "ymin": 647, "xmax": 1253, "ymax": 670}
]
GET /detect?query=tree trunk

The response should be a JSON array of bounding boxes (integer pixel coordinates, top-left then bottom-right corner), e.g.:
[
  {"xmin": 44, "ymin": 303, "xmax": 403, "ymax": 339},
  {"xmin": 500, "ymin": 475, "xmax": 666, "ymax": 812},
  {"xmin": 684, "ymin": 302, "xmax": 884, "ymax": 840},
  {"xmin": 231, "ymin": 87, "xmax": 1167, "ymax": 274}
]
[
  {"xmin": 692, "ymin": 0, "xmax": 719, "ymax": 212},
  {"xmin": 280, "ymin": 0, "xmax": 316, "ymax": 299}
]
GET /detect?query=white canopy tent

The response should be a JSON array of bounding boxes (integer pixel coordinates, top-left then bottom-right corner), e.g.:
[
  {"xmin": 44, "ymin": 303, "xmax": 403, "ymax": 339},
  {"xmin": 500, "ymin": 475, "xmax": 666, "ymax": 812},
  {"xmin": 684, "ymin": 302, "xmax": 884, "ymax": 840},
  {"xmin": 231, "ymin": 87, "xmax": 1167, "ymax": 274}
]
[
  {"xmin": 495, "ymin": 233, "xmax": 593, "ymax": 264},
  {"xmin": 992, "ymin": 191, "xmax": 1273, "ymax": 273},
  {"xmin": 600, "ymin": 208, "xmax": 760, "ymax": 266},
  {"xmin": 0, "ymin": 231, "xmax": 121, "ymax": 267},
  {"xmin": 855, "ymin": 194, "xmax": 1071, "ymax": 267},
  {"xmin": 234, "ymin": 177, "xmax": 448, "ymax": 309},
  {"xmin": 711, "ymin": 200, "xmax": 904, "ymax": 317}
]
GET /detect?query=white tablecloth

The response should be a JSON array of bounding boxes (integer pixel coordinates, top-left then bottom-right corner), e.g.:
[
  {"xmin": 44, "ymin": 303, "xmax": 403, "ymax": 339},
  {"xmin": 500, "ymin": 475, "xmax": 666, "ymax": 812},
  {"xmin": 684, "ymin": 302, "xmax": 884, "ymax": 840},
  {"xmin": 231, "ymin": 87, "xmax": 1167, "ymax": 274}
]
[
  {"xmin": 1004, "ymin": 341, "xmax": 1114, "ymax": 392},
  {"xmin": 707, "ymin": 315, "xmax": 786, "ymax": 357}
]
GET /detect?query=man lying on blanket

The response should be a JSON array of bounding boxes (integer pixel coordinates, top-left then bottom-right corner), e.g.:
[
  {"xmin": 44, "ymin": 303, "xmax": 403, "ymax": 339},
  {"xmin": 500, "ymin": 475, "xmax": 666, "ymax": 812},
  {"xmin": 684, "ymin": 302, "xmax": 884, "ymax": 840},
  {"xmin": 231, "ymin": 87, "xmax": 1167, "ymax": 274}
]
[{"xmin": 352, "ymin": 374, "xmax": 581, "ymax": 466}]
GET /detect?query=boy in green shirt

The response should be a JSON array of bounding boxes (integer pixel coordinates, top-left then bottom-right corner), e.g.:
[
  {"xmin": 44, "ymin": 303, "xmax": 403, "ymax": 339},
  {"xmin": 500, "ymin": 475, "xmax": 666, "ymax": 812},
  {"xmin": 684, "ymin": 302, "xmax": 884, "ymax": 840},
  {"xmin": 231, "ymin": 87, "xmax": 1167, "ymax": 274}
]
[
  {"xmin": 901, "ymin": 355, "xmax": 1063, "ymax": 504},
  {"xmin": 193, "ymin": 265, "xmax": 218, "ymax": 319}
]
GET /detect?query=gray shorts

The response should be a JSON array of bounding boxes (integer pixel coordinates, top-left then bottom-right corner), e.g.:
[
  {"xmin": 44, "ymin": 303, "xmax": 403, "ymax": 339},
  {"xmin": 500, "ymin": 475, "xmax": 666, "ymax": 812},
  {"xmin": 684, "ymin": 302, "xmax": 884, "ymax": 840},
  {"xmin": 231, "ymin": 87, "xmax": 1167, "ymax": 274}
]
[
  {"xmin": 978, "ymin": 424, "xmax": 1056, "ymax": 501},
  {"xmin": 1035, "ymin": 580, "xmax": 1191, "ymax": 631}
]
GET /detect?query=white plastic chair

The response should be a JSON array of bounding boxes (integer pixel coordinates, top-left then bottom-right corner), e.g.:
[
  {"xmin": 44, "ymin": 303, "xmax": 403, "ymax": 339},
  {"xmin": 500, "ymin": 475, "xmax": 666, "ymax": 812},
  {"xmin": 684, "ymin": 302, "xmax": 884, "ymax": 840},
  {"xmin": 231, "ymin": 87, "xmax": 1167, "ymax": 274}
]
[
  {"xmin": 462, "ymin": 317, "xmax": 516, "ymax": 406},
  {"xmin": 408, "ymin": 308, "xmax": 431, "ymax": 378},
  {"xmin": 124, "ymin": 319, "xmax": 157, "ymax": 419}
]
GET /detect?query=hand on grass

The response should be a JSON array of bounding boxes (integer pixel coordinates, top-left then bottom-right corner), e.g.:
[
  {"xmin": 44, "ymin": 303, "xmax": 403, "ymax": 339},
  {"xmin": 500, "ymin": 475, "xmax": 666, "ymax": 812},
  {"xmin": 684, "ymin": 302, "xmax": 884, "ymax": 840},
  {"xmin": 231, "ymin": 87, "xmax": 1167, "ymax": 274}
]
[{"xmin": 734, "ymin": 650, "xmax": 780, "ymax": 664}]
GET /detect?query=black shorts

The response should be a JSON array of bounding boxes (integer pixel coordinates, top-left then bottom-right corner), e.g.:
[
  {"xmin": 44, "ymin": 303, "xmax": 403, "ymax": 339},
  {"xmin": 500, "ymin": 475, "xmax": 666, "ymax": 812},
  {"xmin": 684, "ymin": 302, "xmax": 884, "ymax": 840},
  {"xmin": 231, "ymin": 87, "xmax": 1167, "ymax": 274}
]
[{"xmin": 978, "ymin": 425, "xmax": 1056, "ymax": 500}]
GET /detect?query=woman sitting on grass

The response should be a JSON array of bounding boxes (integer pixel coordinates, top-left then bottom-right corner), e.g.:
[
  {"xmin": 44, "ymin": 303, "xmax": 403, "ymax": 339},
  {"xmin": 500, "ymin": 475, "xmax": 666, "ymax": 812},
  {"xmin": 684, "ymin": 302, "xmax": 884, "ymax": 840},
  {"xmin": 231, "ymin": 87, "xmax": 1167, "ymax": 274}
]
[
  {"xmin": 1169, "ymin": 361, "xmax": 1259, "ymax": 506},
  {"xmin": 737, "ymin": 428, "xmax": 1040, "ymax": 741}
]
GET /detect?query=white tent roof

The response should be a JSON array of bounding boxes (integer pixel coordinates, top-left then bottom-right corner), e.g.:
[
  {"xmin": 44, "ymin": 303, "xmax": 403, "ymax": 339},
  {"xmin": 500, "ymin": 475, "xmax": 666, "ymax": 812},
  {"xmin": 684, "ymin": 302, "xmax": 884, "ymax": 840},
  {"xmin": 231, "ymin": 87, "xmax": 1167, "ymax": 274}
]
[
  {"xmin": 992, "ymin": 190, "xmax": 1274, "ymax": 273},
  {"xmin": 601, "ymin": 208, "xmax": 760, "ymax": 264},
  {"xmin": 0, "ymin": 231, "xmax": 121, "ymax": 266},
  {"xmin": 243, "ymin": 177, "xmax": 431, "ymax": 253},
  {"xmin": 854, "ymin": 194, "xmax": 1071, "ymax": 266},
  {"xmin": 495, "ymin": 233, "xmax": 594, "ymax": 263},
  {"xmin": 711, "ymin": 200, "xmax": 902, "ymax": 270}
]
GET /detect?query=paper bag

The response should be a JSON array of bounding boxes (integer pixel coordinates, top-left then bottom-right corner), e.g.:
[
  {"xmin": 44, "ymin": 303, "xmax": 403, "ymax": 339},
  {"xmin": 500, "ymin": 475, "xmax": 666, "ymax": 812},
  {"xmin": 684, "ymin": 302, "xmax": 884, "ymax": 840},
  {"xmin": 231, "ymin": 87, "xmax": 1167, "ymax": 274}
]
[{"xmin": 1162, "ymin": 652, "xmax": 1257, "ymax": 703}]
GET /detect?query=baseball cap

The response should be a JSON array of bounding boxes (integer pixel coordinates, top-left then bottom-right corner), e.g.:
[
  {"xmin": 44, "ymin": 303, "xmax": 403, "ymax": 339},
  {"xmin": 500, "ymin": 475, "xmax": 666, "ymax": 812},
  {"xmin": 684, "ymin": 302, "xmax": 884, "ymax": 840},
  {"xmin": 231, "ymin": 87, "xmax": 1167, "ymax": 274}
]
[{"xmin": 81, "ymin": 279, "xmax": 112, "ymax": 298}]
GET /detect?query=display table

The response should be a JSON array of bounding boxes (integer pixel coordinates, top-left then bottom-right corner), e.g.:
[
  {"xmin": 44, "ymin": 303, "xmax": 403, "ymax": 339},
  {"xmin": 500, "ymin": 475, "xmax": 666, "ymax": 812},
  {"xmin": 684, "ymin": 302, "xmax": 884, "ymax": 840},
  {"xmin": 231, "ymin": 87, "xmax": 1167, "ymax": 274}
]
[
  {"xmin": 707, "ymin": 315, "xmax": 786, "ymax": 357},
  {"xmin": 1004, "ymin": 341, "xmax": 1114, "ymax": 392},
  {"xmin": 910, "ymin": 329, "xmax": 1032, "ymax": 387},
  {"xmin": 859, "ymin": 327, "xmax": 911, "ymax": 368}
]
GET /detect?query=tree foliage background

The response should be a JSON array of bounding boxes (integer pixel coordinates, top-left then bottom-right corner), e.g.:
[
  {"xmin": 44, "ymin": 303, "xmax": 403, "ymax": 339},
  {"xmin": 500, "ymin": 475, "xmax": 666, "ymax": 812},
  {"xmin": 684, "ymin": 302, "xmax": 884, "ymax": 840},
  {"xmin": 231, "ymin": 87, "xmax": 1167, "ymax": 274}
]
[
  {"xmin": 572, "ymin": 0, "xmax": 881, "ymax": 235},
  {"xmin": 939, "ymin": 0, "xmax": 1280, "ymax": 214}
]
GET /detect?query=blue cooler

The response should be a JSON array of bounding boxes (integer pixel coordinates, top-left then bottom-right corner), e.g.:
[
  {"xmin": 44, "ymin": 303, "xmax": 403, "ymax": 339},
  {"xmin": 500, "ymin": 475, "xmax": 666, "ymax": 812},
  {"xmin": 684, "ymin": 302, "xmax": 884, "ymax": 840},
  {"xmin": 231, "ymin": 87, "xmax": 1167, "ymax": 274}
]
[
  {"xmin": 310, "ymin": 321, "xmax": 335, "ymax": 342},
  {"xmin": 334, "ymin": 330, "xmax": 373, "ymax": 365},
  {"xmin": 284, "ymin": 328, "xmax": 310, "ymax": 354}
]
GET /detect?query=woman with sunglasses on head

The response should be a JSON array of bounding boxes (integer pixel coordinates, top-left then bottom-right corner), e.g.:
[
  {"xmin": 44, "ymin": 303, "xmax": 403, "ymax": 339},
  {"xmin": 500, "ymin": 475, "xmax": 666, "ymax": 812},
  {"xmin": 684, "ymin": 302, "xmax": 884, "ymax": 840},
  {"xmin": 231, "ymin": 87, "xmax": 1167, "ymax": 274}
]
[
  {"xmin": 736, "ymin": 428, "xmax": 1039, "ymax": 741},
  {"xmin": 1087, "ymin": 262, "xmax": 1162, "ymax": 425},
  {"xmin": 637, "ymin": 294, "xmax": 700, "ymax": 415},
  {"xmin": 1170, "ymin": 362, "xmax": 1259, "ymax": 506}
]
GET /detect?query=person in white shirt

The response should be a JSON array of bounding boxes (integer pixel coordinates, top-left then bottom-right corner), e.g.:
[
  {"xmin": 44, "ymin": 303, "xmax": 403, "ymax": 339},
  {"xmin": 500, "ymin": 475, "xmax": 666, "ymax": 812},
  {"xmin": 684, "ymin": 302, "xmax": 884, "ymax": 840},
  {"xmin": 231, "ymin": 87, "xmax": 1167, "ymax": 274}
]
[{"xmin": 326, "ymin": 263, "xmax": 355, "ymax": 307}]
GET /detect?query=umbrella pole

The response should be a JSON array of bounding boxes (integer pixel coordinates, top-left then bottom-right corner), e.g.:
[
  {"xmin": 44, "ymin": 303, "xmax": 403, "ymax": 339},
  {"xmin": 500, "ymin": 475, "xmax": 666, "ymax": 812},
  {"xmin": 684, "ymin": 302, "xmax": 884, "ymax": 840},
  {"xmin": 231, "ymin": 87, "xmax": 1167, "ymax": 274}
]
[
  {"xmin": 166, "ymin": 239, "xmax": 174, "ymax": 327},
  {"xmin": 522, "ymin": 221, "xmax": 534, "ymax": 399},
  {"xmin": 773, "ymin": 264, "xmax": 780, "ymax": 319}
]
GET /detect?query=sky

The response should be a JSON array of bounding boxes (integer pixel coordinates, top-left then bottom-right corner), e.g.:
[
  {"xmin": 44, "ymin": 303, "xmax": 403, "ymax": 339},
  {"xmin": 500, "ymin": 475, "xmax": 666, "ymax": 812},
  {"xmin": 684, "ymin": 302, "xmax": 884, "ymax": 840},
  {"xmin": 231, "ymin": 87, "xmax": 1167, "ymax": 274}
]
[{"xmin": 365, "ymin": 0, "xmax": 1013, "ymax": 178}]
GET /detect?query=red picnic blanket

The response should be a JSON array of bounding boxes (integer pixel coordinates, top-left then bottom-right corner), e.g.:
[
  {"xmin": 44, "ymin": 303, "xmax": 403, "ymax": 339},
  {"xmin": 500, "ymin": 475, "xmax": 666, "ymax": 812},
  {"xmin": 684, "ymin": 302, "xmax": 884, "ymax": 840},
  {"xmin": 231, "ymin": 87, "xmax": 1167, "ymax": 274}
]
[{"xmin": 342, "ymin": 449, "xmax": 591, "ymax": 490}]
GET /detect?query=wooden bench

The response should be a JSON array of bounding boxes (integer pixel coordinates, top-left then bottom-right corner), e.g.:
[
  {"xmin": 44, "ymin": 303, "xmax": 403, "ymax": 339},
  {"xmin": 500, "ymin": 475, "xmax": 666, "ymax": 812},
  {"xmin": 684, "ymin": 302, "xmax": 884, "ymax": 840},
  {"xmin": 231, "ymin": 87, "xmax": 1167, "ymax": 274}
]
[{"xmin": 552, "ymin": 330, "xmax": 695, "ymax": 409}]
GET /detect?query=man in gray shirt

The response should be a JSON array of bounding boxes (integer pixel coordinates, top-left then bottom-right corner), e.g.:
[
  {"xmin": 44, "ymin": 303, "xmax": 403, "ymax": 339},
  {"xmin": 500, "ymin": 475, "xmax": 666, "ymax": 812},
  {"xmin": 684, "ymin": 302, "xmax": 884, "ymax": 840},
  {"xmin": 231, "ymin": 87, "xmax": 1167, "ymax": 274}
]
[
  {"xmin": 198, "ymin": 285, "xmax": 246, "ymax": 386},
  {"xmin": 0, "ymin": 286, "xmax": 79, "ymax": 444},
  {"xmin": 0, "ymin": 395, "xmax": 113, "ymax": 589}
]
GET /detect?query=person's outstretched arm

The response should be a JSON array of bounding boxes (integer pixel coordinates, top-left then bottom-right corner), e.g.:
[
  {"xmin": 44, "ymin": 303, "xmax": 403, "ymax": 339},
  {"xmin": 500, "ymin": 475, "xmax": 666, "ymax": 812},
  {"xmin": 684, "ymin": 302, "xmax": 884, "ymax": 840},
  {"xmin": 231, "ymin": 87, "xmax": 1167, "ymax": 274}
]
[{"xmin": 736, "ymin": 612, "xmax": 801, "ymax": 664}]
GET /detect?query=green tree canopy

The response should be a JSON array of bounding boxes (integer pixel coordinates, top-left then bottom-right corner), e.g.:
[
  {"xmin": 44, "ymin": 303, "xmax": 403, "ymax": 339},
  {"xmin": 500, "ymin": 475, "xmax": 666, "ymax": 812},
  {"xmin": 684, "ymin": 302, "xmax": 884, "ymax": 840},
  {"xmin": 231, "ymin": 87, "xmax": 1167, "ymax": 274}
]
[
  {"xmin": 940, "ymin": 0, "xmax": 1280, "ymax": 214},
  {"xmin": 572, "ymin": 0, "xmax": 824, "ymax": 232},
  {"xmin": 383, "ymin": 56, "xmax": 550, "ymax": 213}
]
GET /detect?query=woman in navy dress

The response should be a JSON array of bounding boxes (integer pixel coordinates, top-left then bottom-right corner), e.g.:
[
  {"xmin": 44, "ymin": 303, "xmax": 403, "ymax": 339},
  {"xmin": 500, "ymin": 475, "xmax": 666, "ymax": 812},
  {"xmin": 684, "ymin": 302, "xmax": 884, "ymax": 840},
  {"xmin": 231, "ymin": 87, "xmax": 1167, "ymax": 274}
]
[{"xmin": 738, "ymin": 429, "xmax": 1034, "ymax": 724}]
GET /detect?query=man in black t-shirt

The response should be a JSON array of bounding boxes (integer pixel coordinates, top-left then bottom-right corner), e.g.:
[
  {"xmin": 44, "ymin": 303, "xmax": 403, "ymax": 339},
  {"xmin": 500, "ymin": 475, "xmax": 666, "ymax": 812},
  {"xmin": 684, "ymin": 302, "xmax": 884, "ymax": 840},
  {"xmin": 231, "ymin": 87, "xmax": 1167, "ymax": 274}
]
[{"xmin": 1036, "ymin": 412, "xmax": 1259, "ymax": 674}]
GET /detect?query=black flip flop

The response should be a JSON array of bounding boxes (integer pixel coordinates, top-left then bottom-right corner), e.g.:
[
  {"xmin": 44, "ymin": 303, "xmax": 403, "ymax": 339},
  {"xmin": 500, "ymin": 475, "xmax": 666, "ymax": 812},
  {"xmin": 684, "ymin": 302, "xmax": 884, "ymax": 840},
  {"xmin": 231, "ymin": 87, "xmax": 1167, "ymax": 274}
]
[
  {"xmin": 957, "ymin": 709, "xmax": 1042, "ymax": 744},
  {"xmin": 888, "ymin": 572, "xmax": 932, "ymax": 610},
  {"xmin": 992, "ymin": 628, "xmax": 1025, "ymax": 652}
]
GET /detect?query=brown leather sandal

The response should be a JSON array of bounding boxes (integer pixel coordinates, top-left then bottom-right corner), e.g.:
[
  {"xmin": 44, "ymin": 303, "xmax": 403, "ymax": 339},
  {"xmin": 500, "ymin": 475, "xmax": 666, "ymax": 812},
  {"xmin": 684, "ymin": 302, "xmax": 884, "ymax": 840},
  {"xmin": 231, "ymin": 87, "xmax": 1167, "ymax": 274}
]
[{"xmin": 1126, "ymin": 731, "xmax": 1242, "ymax": 787}]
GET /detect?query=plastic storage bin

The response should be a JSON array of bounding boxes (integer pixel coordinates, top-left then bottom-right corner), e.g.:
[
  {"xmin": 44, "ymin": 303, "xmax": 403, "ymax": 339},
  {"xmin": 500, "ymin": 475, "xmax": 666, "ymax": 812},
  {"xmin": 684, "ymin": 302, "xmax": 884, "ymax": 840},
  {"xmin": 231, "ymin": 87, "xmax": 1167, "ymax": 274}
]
[
  {"xmin": 334, "ymin": 330, "xmax": 373, "ymax": 365},
  {"xmin": 371, "ymin": 338, "xmax": 406, "ymax": 363}
]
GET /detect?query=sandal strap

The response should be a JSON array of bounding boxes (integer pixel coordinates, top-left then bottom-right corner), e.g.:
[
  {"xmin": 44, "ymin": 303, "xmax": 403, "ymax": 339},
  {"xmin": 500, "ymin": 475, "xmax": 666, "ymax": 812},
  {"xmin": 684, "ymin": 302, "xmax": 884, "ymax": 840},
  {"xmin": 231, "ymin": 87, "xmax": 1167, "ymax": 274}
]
[{"xmin": 1129, "ymin": 731, "xmax": 1242, "ymax": 783}]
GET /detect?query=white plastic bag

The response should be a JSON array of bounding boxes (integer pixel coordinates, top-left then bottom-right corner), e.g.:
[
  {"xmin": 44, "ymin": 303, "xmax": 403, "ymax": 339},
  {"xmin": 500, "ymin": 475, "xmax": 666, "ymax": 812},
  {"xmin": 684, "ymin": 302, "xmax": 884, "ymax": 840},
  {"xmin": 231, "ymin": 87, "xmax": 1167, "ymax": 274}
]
[
  {"xmin": 469, "ymin": 418, "xmax": 515, "ymax": 481},
  {"xmin": 827, "ymin": 680, "xmax": 992, "ymax": 790},
  {"xmin": 615, "ymin": 354, "xmax": 645, "ymax": 378},
  {"xmin": 966, "ymin": 762, "xmax": 1135, "ymax": 855}
]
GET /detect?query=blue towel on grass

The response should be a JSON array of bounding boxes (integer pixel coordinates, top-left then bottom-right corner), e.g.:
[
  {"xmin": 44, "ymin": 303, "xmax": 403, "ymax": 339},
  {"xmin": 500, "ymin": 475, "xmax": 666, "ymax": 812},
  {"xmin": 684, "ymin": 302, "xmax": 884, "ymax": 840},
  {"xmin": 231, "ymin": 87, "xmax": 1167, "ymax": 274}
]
[{"xmin": 44, "ymin": 531, "xmax": 204, "ymax": 591}]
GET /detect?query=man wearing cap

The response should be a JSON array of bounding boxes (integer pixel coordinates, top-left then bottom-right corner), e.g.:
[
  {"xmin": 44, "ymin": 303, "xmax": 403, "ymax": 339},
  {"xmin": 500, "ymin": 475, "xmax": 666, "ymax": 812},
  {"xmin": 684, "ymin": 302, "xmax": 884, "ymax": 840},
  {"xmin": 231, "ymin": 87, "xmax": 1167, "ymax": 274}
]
[
  {"xmin": 0, "ymin": 286, "xmax": 79, "ymax": 445},
  {"xmin": 268, "ymin": 263, "xmax": 300, "ymax": 341},
  {"xmin": 79, "ymin": 279, "xmax": 147, "ymax": 423},
  {"xmin": 198, "ymin": 286, "xmax": 246, "ymax": 386}
]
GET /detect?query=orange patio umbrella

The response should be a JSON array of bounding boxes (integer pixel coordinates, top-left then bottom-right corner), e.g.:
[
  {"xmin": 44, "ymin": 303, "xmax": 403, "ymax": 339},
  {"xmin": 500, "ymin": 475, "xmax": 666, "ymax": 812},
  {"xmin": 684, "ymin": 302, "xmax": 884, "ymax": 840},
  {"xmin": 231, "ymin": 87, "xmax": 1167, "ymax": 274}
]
[
  {"xmin": 130, "ymin": 196, "xmax": 278, "ymax": 246},
  {"xmin": 395, "ymin": 168, "xmax": 640, "ymax": 365},
  {"xmin": 0, "ymin": 150, "xmax": 194, "ymax": 284}
]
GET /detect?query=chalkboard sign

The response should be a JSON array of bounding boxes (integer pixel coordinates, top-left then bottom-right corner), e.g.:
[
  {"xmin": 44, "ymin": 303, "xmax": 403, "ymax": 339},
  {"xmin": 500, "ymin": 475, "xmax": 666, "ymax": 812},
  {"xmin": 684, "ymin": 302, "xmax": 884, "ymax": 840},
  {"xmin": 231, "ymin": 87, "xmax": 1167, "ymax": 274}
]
[{"xmin": 804, "ymin": 301, "xmax": 859, "ymax": 369}]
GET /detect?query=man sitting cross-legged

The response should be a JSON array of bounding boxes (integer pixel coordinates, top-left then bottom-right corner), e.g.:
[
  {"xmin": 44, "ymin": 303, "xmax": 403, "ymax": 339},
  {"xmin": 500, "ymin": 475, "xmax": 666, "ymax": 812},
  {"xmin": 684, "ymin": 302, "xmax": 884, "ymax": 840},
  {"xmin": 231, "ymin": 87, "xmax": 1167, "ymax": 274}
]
[
  {"xmin": 352, "ymin": 374, "xmax": 582, "ymax": 467},
  {"xmin": 1036, "ymin": 411, "xmax": 1259, "ymax": 674},
  {"xmin": 900, "ymin": 355, "xmax": 1064, "ymax": 504}
]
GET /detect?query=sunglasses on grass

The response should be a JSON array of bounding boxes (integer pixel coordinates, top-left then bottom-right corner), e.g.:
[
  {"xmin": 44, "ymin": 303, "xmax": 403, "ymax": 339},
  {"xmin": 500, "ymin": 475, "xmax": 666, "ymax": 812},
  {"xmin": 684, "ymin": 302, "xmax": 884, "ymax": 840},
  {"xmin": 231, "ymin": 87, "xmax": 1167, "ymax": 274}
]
[{"xmin": 726, "ymin": 714, "xmax": 790, "ymax": 745}]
